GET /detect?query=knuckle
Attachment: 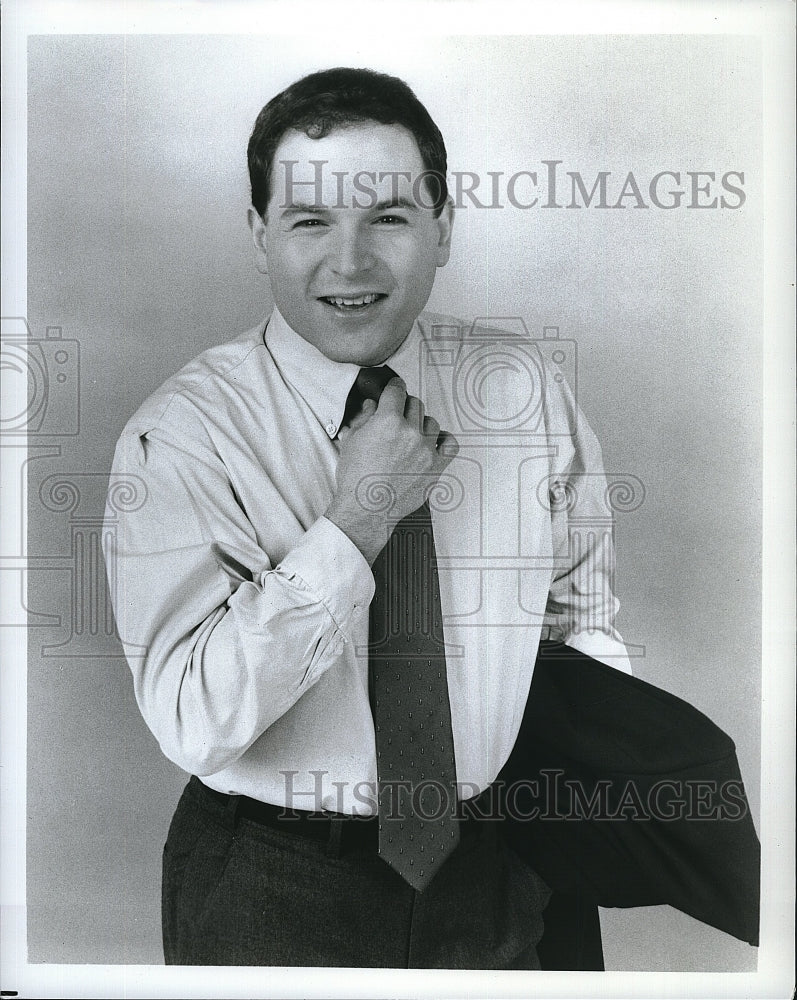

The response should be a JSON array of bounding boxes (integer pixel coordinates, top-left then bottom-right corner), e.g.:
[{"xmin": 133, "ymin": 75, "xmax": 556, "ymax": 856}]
[{"xmin": 440, "ymin": 433, "xmax": 459, "ymax": 458}]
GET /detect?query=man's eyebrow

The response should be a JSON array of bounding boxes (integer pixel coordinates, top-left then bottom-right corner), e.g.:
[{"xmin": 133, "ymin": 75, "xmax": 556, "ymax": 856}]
[
  {"xmin": 279, "ymin": 203, "xmax": 328, "ymax": 217},
  {"xmin": 279, "ymin": 196, "xmax": 421, "ymax": 216},
  {"xmin": 371, "ymin": 196, "xmax": 419, "ymax": 213}
]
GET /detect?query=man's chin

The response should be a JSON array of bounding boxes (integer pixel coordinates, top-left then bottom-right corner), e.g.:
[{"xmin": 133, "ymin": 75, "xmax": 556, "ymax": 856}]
[
  {"xmin": 319, "ymin": 328, "xmax": 413, "ymax": 367},
  {"xmin": 282, "ymin": 303, "xmax": 416, "ymax": 366},
  {"xmin": 326, "ymin": 347, "xmax": 399, "ymax": 366}
]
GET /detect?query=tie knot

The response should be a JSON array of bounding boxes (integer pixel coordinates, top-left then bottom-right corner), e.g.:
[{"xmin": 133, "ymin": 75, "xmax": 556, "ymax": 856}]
[
  {"xmin": 342, "ymin": 365, "xmax": 398, "ymax": 427},
  {"xmin": 355, "ymin": 365, "xmax": 398, "ymax": 403}
]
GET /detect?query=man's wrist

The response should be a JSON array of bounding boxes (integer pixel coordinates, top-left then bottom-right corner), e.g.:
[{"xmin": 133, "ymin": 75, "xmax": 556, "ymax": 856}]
[{"xmin": 325, "ymin": 497, "xmax": 389, "ymax": 566}]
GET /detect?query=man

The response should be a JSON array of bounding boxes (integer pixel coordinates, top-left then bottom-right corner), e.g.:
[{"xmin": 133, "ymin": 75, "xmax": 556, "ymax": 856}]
[{"xmin": 105, "ymin": 67, "xmax": 630, "ymax": 968}]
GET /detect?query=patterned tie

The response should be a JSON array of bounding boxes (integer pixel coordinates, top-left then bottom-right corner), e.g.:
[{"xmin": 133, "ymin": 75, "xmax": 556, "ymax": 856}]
[{"xmin": 343, "ymin": 367, "xmax": 460, "ymax": 892}]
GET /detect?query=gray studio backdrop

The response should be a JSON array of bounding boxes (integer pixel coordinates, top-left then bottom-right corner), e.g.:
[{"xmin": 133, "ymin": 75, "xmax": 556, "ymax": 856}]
[{"xmin": 25, "ymin": 34, "xmax": 761, "ymax": 969}]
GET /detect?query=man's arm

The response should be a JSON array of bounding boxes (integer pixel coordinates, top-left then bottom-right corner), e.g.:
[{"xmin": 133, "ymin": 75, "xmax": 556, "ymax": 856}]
[
  {"xmin": 105, "ymin": 377, "xmax": 457, "ymax": 777},
  {"xmin": 104, "ymin": 415, "xmax": 374, "ymax": 776},
  {"xmin": 543, "ymin": 366, "xmax": 633, "ymax": 674}
]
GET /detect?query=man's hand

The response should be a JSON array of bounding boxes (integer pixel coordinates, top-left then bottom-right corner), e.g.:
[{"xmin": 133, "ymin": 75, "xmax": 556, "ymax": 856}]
[{"xmin": 326, "ymin": 377, "xmax": 459, "ymax": 564}]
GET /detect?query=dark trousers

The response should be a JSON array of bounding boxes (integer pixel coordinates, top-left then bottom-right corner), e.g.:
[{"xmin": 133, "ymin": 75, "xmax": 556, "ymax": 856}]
[{"xmin": 162, "ymin": 776, "xmax": 551, "ymax": 968}]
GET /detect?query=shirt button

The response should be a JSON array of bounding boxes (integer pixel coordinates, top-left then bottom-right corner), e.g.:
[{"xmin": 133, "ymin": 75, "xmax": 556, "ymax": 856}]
[{"xmin": 326, "ymin": 421, "xmax": 337, "ymax": 436}]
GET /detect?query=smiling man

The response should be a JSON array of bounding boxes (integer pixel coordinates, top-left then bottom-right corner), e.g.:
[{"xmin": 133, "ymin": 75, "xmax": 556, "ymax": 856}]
[
  {"xmin": 105, "ymin": 67, "xmax": 629, "ymax": 969},
  {"xmin": 249, "ymin": 122, "xmax": 452, "ymax": 367}
]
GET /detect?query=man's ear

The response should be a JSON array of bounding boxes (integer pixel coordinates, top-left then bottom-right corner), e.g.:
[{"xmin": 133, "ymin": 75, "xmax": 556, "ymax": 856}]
[
  {"xmin": 435, "ymin": 197, "xmax": 455, "ymax": 268},
  {"xmin": 247, "ymin": 206, "xmax": 269, "ymax": 275}
]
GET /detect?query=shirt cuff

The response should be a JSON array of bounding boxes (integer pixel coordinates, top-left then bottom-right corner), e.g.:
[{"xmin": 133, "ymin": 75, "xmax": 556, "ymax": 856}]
[
  {"xmin": 274, "ymin": 516, "xmax": 375, "ymax": 634},
  {"xmin": 564, "ymin": 629, "xmax": 633, "ymax": 675}
]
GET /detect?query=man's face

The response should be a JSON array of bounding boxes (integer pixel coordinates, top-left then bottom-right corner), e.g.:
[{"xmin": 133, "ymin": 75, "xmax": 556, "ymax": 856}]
[{"xmin": 249, "ymin": 122, "xmax": 453, "ymax": 365}]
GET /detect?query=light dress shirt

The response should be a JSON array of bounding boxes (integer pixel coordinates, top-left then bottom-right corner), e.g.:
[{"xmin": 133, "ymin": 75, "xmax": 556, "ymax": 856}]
[{"xmin": 105, "ymin": 306, "xmax": 631, "ymax": 814}]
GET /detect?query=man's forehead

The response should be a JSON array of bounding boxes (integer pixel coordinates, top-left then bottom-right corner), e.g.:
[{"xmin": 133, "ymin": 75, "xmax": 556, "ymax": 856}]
[
  {"xmin": 274, "ymin": 121, "xmax": 424, "ymax": 168},
  {"xmin": 270, "ymin": 122, "xmax": 429, "ymax": 206}
]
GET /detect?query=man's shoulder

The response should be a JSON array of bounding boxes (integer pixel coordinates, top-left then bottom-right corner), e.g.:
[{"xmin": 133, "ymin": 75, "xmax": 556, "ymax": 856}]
[
  {"xmin": 121, "ymin": 321, "xmax": 269, "ymax": 438},
  {"xmin": 415, "ymin": 309, "xmax": 581, "ymax": 436}
]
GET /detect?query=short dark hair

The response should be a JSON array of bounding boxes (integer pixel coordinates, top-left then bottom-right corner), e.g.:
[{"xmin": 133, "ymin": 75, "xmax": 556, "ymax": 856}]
[{"xmin": 247, "ymin": 67, "xmax": 448, "ymax": 217}]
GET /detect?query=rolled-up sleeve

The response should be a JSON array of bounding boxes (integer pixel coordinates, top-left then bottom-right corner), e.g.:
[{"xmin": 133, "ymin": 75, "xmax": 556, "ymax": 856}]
[
  {"xmin": 104, "ymin": 418, "xmax": 374, "ymax": 777},
  {"xmin": 543, "ymin": 370, "xmax": 633, "ymax": 675}
]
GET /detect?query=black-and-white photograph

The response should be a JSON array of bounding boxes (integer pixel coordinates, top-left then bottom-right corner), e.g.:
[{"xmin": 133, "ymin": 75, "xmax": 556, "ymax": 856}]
[{"xmin": 1, "ymin": 2, "xmax": 794, "ymax": 998}]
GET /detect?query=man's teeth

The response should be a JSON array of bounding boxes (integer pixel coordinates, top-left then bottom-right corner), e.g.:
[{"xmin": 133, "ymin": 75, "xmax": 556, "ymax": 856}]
[{"xmin": 325, "ymin": 294, "xmax": 380, "ymax": 307}]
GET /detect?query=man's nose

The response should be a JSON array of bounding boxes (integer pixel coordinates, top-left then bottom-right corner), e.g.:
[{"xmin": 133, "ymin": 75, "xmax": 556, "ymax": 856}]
[{"xmin": 328, "ymin": 230, "xmax": 375, "ymax": 277}]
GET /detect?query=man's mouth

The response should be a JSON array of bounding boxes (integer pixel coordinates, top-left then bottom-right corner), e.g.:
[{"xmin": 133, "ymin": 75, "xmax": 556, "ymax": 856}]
[{"xmin": 319, "ymin": 293, "xmax": 386, "ymax": 311}]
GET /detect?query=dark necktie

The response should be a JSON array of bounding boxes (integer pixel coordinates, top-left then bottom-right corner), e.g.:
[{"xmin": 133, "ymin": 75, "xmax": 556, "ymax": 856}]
[{"xmin": 343, "ymin": 367, "xmax": 460, "ymax": 891}]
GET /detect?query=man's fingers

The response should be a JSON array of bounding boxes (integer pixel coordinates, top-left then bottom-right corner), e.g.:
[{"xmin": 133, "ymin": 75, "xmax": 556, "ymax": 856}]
[
  {"xmin": 422, "ymin": 415, "xmax": 440, "ymax": 442},
  {"xmin": 435, "ymin": 430, "xmax": 460, "ymax": 463},
  {"xmin": 346, "ymin": 398, "xmax": 376, "ymax": 433},
  {"xmin": 377, "ymin": 377, "xmax": 407, "ymax": 413},
  {"xmin": 405, "ymin": 394, "xmax": 424, "ymax": 427}
]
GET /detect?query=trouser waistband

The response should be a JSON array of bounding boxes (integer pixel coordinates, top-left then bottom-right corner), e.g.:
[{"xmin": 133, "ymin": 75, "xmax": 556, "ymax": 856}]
[{"xmin": 189, "ymin": 776, "xmax": 497, "ymax": 854}]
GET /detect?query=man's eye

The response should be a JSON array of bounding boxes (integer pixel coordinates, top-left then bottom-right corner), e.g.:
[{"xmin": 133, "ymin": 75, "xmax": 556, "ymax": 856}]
[
  {"xmin": 374, "ymin": 214, "xmax": 407, "ymax": 225},
  {"xmin": 292, "ymin": 218, "xmax": 326, "ymax": 229}
]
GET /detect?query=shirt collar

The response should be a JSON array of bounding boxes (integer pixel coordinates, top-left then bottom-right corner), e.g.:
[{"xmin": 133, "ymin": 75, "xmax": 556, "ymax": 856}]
[{"xmin": 264, "ymin": 306, "xmax": 422, "ymax": 439}]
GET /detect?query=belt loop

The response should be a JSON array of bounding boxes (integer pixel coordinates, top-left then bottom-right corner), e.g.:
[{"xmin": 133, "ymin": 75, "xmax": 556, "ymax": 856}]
[
  {"xmin": 224, "ymin": 793, "xmax": 242, "ymax": 831},
  {"xmin": 327, "ymin": 816, "xmax": 344, "ymax": 857}
]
